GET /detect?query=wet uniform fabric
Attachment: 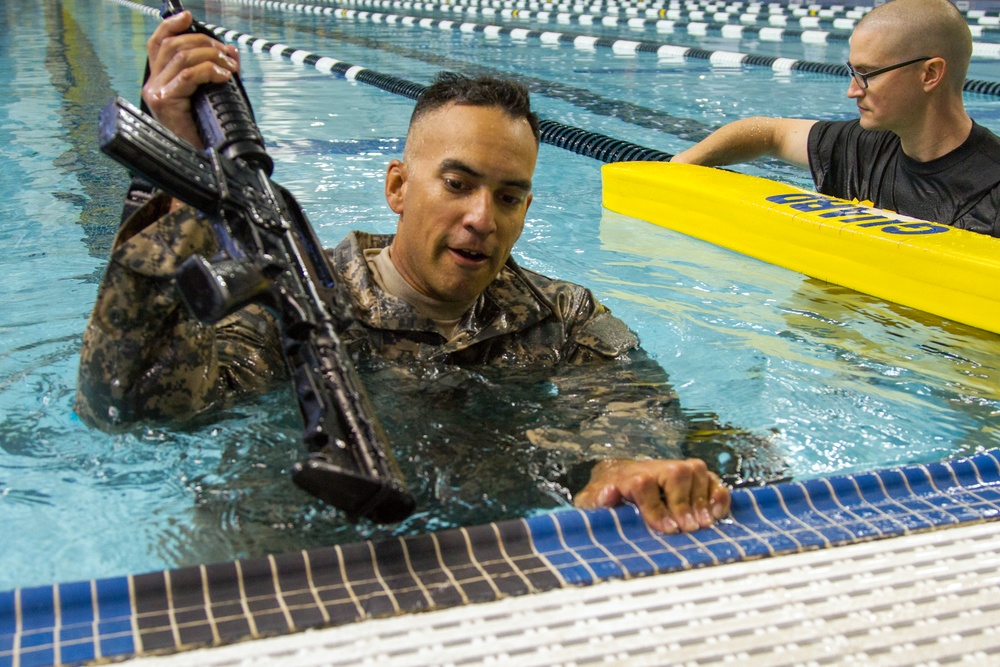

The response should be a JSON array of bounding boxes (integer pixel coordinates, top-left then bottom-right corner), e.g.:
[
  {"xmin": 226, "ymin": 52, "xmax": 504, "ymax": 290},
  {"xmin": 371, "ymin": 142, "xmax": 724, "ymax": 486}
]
[
  {"xmin": 75, "ymin": 194, "xmax": 787, "ymax": 493},
  {"xmin": 75, "ymin": 194, "xmax": 639, "ymax": 426}
]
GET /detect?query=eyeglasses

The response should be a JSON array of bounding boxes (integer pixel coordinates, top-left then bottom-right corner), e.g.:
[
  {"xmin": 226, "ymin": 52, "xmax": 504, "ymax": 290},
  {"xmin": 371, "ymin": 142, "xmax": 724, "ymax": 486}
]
[{"xmin": 845, "ymin": 57, "xmax": 932, "ymax": 89}]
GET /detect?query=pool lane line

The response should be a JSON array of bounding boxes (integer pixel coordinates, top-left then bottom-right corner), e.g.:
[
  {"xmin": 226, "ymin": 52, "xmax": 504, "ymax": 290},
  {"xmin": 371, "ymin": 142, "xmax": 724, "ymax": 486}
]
[
  {"xmin": 205, "ymin": 19, "xmax": 676, "ymax": 162},
  {"xmin": 426, "ymin": 1, "xmax": 1000, "ymax": 45},
  {"xmin": 349, "ymin": 0, "xmax": 852, "ymax": 44},
  {"xmin": 386, "ymin": 0, "xmax": 863, "ymax": 33},
  {"xmin": 315, "ymin": 0, "xmax": 1000, "ymax": 51},
  {"xmin": 361, "ymin": 0, "xmax": 861, "ymax": 41},
  {"xmin": 446, "ymin": 0, "xmax": 999, "ymax": 20},
  {"xmin": 445, "ymin": 0, "xmax": 1000, "ymax": 25},
  {"xmin": 107, "ymin": 0, "xmax": 717, "ymax": 144},
  {"xmin": 104, "ymin": 0, "xmax": 688, "ymax": 161},
  {"xmin": 105, "ymin": 0, "xmax": 159, "ymax": 17},
  {"xmin": 339, "ymin": 0, "xmax": 1000, "ymax": 42},
  {"xmin": 414, "ymin": 0, "xmax": 1000, "ymax": 45},
  {"xmin": 227, "ymin": 0, "xmax": 719, "ymax": 141},
  {"xmin": 112, "ymin": 0, "xmax": 1000, "ymax": 92},
  {"xmin": 234, "ymin": 0, "xmax": 1000, "ymax": 94}
]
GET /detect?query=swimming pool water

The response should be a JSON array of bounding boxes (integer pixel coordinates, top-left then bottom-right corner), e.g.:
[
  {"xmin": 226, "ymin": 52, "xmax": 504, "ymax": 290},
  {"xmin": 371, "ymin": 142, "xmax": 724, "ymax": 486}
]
[{"xmin": 1, "ymin": 0, "xmax": 998, "ymax": 591}]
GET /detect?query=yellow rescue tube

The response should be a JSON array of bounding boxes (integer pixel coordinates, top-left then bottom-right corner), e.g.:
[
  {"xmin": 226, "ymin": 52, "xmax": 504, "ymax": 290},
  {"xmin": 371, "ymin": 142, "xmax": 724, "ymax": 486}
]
[{"xmin": 602, "ymin": 161, "xmax": 1000, "ymax": 335}]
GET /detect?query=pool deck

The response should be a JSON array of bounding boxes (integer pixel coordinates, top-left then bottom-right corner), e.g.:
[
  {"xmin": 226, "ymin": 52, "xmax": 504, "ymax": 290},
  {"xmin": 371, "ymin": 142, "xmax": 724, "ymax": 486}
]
[
  {"xmin": 5, "ymin": 449, "xmax": 1000, "ymax": 666},
  {"xmin": 119, "ymin": 520, "xmax": 1000, "ymax": 666}
]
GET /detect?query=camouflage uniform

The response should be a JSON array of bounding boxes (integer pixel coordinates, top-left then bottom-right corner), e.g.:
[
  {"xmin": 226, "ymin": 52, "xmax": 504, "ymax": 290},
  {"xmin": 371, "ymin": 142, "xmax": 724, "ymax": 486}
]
[
  {"xmin": 75, "ymin": 195, "xmax": 788, "ymax": 489},
  {"xmin": 75, "ymin": 194, "xmax": 639, "ymax": 429}
]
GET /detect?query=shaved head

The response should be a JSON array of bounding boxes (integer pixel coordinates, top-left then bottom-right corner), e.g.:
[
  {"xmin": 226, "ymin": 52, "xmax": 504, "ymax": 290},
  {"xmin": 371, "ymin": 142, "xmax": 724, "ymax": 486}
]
[{"xmin": 854, "ymin": 0, "xmax": 972, "ymax": 91}]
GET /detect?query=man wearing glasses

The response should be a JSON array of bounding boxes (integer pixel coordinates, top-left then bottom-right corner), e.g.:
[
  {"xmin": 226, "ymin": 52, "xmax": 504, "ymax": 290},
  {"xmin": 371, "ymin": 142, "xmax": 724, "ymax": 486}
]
[{"xmin": 671, "ymin": 0, "xmax": 999, "ymax": 237}]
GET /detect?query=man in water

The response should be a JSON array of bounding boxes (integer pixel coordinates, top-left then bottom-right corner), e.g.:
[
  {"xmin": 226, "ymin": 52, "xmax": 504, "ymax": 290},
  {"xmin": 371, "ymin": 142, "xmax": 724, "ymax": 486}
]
[
  {"xmin": 77, "ymin": 10, "xmax": 752, "ymax": 533},
  {"xmin": 671, "ymin": 0, "xmax": 999, "ymax": 236}
]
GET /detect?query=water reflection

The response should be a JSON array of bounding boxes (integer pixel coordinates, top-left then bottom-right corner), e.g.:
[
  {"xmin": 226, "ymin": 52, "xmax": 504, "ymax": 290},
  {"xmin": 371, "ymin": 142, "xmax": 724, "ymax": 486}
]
[{"xmin": 597, "ymin": 209, "xmax": 1000, "ymax": 478}]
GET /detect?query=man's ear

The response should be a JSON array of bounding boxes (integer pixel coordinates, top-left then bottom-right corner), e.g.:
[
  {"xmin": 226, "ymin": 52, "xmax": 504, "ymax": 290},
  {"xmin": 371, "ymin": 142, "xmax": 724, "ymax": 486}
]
[
  {"xmin": 922, "ymin": 57, "xmax": 947, "ymax": 91},
  {"xmin": 385, "ymin": 159, "xmax": 407, "ymax": 214}
]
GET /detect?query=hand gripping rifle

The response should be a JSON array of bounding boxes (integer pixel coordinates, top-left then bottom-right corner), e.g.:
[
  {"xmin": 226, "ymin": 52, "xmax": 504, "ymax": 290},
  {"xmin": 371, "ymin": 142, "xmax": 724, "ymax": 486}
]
[{"xmin": 97, "ymin": 0, "xmax": 415, "ymax": 523}]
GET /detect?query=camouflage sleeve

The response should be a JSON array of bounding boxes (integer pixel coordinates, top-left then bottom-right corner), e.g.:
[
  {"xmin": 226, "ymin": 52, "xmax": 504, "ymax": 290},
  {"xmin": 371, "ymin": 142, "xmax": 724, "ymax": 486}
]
[
  {"xmin": 533, "ymin": 274, "xmax": 639, "ymax": 362},
  {"xmin": 566, "ymin": 302, "xmax": 641, "ymax": 362},
  {"xmin": 525, "ymin": 351, "xmax": 687, "ymax": 462},
  {"xmin": 521, "ymin": 279, "xmax": 686, "ymax": 463},
  {"xmin": 526, "ymin": 350, "xmax": 790, "ymax": 492},
  {"xmin": 75, "ymin": 195, "xmax": 285, "ymax": 430}
]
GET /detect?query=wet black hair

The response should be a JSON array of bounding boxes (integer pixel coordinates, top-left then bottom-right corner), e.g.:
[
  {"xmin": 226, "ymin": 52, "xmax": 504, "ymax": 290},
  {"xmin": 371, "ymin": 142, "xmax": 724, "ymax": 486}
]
[{"xmin": 409, "ymin": 72, "xmax": 540, "ymax": 144}]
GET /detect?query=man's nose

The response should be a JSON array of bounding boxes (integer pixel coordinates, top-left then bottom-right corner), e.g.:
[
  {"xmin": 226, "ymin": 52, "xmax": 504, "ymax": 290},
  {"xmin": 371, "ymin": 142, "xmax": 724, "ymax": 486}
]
[
  {"xmin": 464, "ymin": 188, "xmax": 497, "ymax": 234},
  {"xmin": 847, "ymin": 76, "xmax": 865, "ymax": 99}
]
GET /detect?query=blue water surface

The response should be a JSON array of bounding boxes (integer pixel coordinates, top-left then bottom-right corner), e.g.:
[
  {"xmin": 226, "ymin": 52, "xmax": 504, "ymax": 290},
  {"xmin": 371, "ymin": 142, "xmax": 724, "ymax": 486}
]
[{"xmin": 1, "ymin": 0, "xmax": 999, "ymax": 590}]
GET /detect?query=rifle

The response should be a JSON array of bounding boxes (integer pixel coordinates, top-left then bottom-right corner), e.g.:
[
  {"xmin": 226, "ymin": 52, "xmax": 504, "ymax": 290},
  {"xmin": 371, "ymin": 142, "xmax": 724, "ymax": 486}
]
[{"xmin": 97, "ymin": 0, "xmax": 415, "ymax": 524}]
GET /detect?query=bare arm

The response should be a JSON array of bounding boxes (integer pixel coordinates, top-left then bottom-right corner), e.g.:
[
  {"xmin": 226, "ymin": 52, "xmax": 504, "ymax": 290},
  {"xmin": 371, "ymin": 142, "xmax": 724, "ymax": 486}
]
[{"xmin": 671, "ymin": 117, "xmax": 816, "ymax": 169}]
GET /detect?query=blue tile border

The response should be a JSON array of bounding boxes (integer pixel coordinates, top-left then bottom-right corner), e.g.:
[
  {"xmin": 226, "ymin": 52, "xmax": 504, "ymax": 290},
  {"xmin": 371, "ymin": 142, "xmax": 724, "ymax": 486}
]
[
  {"xmin": 3, "ymin": 449, "xmax": 1000, "ymax": 667},
  {"xmin": 529, "ymin": 449, "xmax": 1000, "ymax": 588}
]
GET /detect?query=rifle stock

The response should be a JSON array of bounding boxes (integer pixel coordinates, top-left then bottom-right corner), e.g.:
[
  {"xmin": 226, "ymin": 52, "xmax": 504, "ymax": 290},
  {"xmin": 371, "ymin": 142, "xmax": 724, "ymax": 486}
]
[{"xmin": 98, "ymin": 5, "xmax": 415, "ymax": 523}]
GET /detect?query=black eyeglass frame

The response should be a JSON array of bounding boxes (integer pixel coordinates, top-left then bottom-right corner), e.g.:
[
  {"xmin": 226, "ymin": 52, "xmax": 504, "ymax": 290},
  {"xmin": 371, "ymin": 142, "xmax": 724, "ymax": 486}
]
[{"xmin": 845, "ymin": 56, "xmax": 933, "ymax": 89}]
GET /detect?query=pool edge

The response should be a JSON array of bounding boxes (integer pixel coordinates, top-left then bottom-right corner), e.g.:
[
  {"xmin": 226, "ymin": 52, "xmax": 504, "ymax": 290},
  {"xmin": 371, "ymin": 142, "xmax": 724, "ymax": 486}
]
[{"xmin": 4, "ymin": 448, "xmax": 1000, "ymax": 667}]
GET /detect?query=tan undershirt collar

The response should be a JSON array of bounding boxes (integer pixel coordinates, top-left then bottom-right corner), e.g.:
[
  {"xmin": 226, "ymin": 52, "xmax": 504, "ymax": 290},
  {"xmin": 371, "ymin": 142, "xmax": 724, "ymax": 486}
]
[{"xmin": 364, "ymin": 247, "xmax": 475, "ymax": 338}]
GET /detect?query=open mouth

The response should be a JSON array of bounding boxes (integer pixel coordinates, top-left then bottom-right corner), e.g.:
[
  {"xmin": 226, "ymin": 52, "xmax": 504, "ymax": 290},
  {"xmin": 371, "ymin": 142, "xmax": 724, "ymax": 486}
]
[{"xmin": 451, "ymin": 248, "xmax": 489, "ymax": 262}]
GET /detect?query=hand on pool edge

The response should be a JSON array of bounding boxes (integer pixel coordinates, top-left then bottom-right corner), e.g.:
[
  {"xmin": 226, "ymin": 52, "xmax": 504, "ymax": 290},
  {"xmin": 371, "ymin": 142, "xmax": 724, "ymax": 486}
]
[{"xmin": 573, "ymin": 458, "xmax": 731, "ymax": 534}]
